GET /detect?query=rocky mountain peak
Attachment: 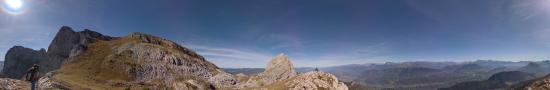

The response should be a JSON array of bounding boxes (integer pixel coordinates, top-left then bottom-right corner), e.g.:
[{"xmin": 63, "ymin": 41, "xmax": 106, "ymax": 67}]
[
  {"xmin": 261, "ymin": 53, "xmax": 297, "ymax": 83},
  {"xmin": 265, "ymin": 53, "xmax": 292, "ymax": 71},
  {"xmin": 48, "ymin": 26, "xmax": 113, "ymax": 58}
]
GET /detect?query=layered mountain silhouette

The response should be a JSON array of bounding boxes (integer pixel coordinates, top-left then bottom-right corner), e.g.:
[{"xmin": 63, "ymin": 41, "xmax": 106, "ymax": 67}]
[
  {"xmin": 439, "ymin": 71, "xmax": 536, "ymax": 90},
  {"xmin": 509, "ymin": 74, "xmax": 550, "ymax": 90},
  {"xmin": 228, "ymin": 60, "xmax": 550, "ymax": 90},
  {"xmin": 0, "ymin": 26, "xmax": 348, "ymax": 90}
]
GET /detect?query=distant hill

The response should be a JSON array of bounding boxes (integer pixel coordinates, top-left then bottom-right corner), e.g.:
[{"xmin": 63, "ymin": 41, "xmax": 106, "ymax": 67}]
[
  {"xmin": 439, "ymin": 71, "xmax": 536, "ymax": 90},
  {"xmin": 223, "ymin": 67, "xmax": 315, "ymax": 75},
  {"xmin": 223, "ymin": 68, "xmax": 264, "ymax": 75},
  {"xmin": 509, "ymin": 74, "xmax": 550, "ymax": 90},
  {"xmin": 516, "ymin": 61, "xmax": 550, "ymax": 76}
]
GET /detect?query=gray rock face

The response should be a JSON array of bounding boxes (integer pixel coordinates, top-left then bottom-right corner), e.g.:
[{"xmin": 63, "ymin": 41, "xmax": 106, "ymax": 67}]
[
  {"xmin": 48, "ymin": 26, "xmax": 113, "ymax": 58},
  {"xmin": 2, "ymin": 46, "xmax": 49, "ymax": 79},
  {"xmin": 36, "ymin": 32, "xmax": 237, "ymax": 89},
  {"xmin": 262, "ymin": 53, "xmax": 297, "ymax": 83},
  {"xmin": 0, "ymin": 61, "xmax": 4, "ymax": 72},
  {"xmin": 113, "ymin": 33, "xmax": 237, "ymax": 88},
  {"xmin": 1, "ymin": 26, "xmax": 113, "ymax": 79},
  {"xmin": 237, "ymin": 54, "xmax": 348, "ymax": 90}
]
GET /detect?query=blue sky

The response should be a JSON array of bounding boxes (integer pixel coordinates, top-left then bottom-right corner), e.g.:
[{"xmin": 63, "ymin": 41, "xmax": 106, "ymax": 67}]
[{"xmin": 2, "ymin": 0, "xmax": 550, "ymax": 68}]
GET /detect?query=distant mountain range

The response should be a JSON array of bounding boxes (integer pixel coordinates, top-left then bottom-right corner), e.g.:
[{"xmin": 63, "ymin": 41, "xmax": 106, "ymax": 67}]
[
  {"xmin": 226, "ymin": 60, "xmax": 550, "ymax": 90},
  {"xmin": 439, "ymin": 71, "xmax": 536, "ymax": 90}
]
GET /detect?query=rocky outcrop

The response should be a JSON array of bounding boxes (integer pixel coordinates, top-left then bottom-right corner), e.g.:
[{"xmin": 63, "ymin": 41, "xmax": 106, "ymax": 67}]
[
  {"xmin": 0, "ymin": 78, "xmax": 30, "ymax": 90},
  {"xmin": 119, "ymin": 32, "xmax": 237, "ymax": 87},
  {"xmin": 287, "ymin": 71, "xmax": 348, "ymax": 90},
  {"xmin": 263, "ymin": 54, "xmax": 298, "ymax": 82},
  {"xmin": 2, "ymin": 46, "xmax": 43, "ymax": 77},
  {"xmin": 48, "ymin": 26, "xmax": 113, "ymax": 58},
  {"xmin": 1, "ymin": 26, "xmax": 113, "ymax": 79},
  {"xmin": 37, "ymin": 72, "xmax": 71, "ymax": 90},
  {"xmin": 238, "ymin": 53, "xmax": 348, "ymax": 90}
]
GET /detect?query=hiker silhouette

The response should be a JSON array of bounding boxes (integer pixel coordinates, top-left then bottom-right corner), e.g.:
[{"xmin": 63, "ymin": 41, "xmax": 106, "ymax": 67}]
[{"xmin": 25, "ymin": 64, "xmax": 40, "ymax": 90}]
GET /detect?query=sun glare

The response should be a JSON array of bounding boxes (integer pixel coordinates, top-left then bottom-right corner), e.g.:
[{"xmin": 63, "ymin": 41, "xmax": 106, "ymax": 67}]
[
  {"xmin": 2, "ymin": 0, "xmax": 25, "ymax": 15},
  {"xmin": 5, "ymin": 0, "xmax": 22, "ymax": 9}
]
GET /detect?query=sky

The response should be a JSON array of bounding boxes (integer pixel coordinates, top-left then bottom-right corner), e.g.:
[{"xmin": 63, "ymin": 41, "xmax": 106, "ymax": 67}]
[{"xmin": 2, "ymin": 0, "xmax": 550, "ymax": 68}]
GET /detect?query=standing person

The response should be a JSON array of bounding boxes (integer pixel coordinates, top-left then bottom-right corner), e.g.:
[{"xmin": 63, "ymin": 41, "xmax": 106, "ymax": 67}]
[{"xmin": 25, "ymin": 64, "xmax": 40, "ymax": 90}]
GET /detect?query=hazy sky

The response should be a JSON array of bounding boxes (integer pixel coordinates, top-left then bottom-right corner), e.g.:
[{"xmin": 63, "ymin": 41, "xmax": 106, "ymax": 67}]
[{"xmin": 2, "ymin": 0, "xmax": 550, "ymax": 68}]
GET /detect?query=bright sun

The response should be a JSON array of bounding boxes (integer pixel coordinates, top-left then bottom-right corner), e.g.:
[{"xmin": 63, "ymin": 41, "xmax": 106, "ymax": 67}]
[
  {"xmin": 5, "ymin": 0, "xmax": 22, "ymax": 9},
  {"xmin": 2, "ymin": 0, "xmax": 24, "ymax": 15}
]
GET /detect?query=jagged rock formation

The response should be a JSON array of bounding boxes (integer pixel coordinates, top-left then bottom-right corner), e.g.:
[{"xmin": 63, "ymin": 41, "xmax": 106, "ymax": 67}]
[
  {"xmin": 1, "ymin": 26, "xmax": 113, "ymax": 79},
  {"xmin": 244, "ymin": 54, "xmax": 297, "ymax": 86},
  {"xmin": 263, "ymin": 54, "xmax": 298, "ymax": 81},
  {"xmin": 48, "ymin": 27, "xmax": 113, "ymax": 58},
  {"xmin": 0, "ymin": 78, "xmax": 30, "ymax": 90},
  {"xmin": 238, "ymin": 53, "xmax": 348, "ymax": 90},
  {"xmin": 1, "ymin": 46, "xmax": 63, "ymax": 79}
]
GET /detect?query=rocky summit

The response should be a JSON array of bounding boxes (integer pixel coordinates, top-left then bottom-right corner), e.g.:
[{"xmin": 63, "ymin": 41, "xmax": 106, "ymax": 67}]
[
  {"xmin": 261, "ymin": 54, "xmax": 298, "ymax": 83},
  {"xmin": 0, "ymin": 26, "xmax": 348, "ymax": 90},
  {"xmin": 237, "ymin": 53, "xmax": 348, "ymax": 90},
  {"xmin": 1, "ymin": 26, "xmax": 113, "ymax": 79}
]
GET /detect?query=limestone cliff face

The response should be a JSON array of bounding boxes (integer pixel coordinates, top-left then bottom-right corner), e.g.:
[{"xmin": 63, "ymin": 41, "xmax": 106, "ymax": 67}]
[
  {"xmin": 47, "ymin": 26, "xmax": 113, "ymax": 58},
  {"xmin": 2, "ymin": 46, "xmax": 41, "ymax": 78},
  {"xmin": 1, "ymin": 26, "xmax": 113, "ymax": 79}
]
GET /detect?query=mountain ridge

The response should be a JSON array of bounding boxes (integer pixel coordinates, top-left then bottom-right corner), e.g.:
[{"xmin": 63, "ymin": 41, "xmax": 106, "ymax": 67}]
[{"xmin": 0, "ymin": 26, "xmax": 348, "ymax": 90}]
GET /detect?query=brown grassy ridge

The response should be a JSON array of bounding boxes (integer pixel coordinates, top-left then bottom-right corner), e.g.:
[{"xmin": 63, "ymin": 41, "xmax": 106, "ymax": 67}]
[{"xmin": 50, "ymin": 37, "xmax": 150, "ymax": 90}]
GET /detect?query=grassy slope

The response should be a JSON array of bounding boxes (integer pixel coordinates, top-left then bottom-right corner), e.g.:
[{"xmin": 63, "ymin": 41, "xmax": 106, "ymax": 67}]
[{"xmin": 50, "ymin": 38, "xmax": 146, "ymax": 90}]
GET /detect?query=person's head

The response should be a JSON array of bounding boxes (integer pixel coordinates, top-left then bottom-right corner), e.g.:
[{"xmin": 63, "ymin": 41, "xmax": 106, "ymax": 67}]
[{"xmin": 32, "ymin": 64, "xmax": 39, "ymax": 68}]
